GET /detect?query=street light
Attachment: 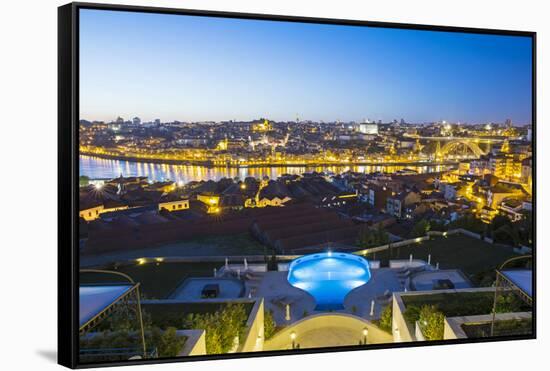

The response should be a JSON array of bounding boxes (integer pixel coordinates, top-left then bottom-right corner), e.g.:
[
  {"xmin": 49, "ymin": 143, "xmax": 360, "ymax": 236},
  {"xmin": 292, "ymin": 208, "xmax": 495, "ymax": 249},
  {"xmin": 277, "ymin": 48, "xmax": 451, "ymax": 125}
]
[
  {"xmin": 290, "ymin": 331, "xmax": 297, "ymax": 349},
  {"xmin": 362, "ymin": 327, "xmax": 368, "ymax": 345}
]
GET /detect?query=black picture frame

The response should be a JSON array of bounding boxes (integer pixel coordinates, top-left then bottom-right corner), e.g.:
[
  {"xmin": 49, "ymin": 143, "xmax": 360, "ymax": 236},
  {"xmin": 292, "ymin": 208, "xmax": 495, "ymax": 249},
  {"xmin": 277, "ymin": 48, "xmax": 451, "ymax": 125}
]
[{"xmin": 58, "ymin": 2, "xmax": 537, "ymax": 369}]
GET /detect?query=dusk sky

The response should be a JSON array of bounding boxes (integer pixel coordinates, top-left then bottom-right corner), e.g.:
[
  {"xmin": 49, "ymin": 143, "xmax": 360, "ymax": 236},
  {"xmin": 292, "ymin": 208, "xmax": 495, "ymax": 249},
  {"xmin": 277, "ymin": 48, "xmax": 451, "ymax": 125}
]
[{"xmin": 79, "ymin": 9, "xmax": 533, "ymax": 124}]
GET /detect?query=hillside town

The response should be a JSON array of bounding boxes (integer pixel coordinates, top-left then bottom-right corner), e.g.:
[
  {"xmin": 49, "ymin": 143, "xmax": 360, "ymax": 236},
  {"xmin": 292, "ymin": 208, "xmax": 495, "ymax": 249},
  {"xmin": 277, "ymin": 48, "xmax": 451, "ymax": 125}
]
[{"xmin": 79, "ymin": 118, "xmax": 532, "ymax": 257}]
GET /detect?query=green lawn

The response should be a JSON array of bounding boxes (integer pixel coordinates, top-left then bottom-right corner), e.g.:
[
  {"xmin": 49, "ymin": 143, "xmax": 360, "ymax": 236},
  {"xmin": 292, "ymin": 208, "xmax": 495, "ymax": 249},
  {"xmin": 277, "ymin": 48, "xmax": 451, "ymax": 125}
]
[
  {"xmin": 81, "ymin": 262, "xmax": 222, "ymax": 299},
  {"xmin": 155, "ymin": 233, "xmax": 272, "ymax": 256},
  {"xmin": 365, "ymin": 234, "xmax": 517, "ymax": 285},
  {"xmin": 80, "ymin": 233, "xmax": 272, "ymax": 299}
]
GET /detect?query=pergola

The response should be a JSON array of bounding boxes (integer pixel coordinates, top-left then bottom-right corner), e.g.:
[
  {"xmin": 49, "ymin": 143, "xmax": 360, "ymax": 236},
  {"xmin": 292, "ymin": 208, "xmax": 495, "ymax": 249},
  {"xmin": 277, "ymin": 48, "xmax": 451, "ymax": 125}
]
[
  {"xmin": 490, "ymin": 255, "xmax": 533, "ymax": 336},
  {"xmin": 79, "ymin": 269, "xmax": 147, "ymax": 360}
]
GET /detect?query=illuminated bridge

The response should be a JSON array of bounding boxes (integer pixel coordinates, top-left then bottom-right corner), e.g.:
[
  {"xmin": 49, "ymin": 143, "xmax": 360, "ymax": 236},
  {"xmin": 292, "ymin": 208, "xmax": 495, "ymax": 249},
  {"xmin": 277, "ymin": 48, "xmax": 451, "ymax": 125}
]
[
  {"xmin": 413, "ymin": 136, "xmax": 508, "ymax": 159},
  {"xmin": 415, "ymin": 136, "xmax": 506, "ymax": 143}
]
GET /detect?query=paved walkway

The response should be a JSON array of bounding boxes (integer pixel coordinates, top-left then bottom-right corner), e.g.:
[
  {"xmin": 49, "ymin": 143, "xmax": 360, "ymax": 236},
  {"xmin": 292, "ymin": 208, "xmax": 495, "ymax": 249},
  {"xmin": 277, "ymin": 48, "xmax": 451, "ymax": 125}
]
[
  {"xmin": 252, "ymin": 271, "xmax": 317, "ymax": 325},
  {"xmin": 263, "ymin": 313, "xmax": 393, "ymax": 350},
  {"xmin": 344, "ymin": 268, "xmax": 403, "ymax": 319}
]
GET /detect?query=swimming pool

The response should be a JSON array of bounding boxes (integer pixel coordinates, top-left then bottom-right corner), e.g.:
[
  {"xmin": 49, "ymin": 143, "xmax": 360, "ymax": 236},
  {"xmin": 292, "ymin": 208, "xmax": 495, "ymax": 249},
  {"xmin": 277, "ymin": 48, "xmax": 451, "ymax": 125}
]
[{"xmin": 287, "ymin": 252, "xmax": 371, "ymax": 310}]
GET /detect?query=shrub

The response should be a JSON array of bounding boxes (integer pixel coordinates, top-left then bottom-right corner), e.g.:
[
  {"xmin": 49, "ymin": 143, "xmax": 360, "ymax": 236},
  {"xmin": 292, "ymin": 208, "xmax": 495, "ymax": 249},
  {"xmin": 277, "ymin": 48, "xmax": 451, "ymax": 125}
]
[
  {"xmin": 410, "ymin": 220, "xmax": 430, "ymax": 238},
  {"xmin": 264, "ymin": 310, "xmax": 276, "ymax": 340},
  {"xmin": 185, "ymin": 303, "xmax": 247, "ymax": 354},
  {"xmin": 404, "ymin": 304, "xmax": 422, "ymax": 324},
  {"xmin": 379, "ymin": 304, "xmax": 393, "ymax": 332},
  {"xmin": 496, "ymin": 293, "xmax": 524, "ymax": 313},
  {"xmin": 418, "ymin": 305, "xmax": 445, "ymax": 341},
  {"xmin": 151, "ymin": 327, "xmax": 186, "ymax": 357}
]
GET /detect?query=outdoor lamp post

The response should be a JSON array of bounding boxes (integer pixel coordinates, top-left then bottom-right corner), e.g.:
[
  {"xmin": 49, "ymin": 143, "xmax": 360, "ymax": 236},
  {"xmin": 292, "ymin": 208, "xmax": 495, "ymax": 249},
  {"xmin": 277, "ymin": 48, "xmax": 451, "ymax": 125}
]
[
  {"xmin": 362, "ymin": 327, "xmax": 368, "ymax": 344},
  {"xmin": 290, "ymin": 331, "xmax": 297, "ymax": 349}
]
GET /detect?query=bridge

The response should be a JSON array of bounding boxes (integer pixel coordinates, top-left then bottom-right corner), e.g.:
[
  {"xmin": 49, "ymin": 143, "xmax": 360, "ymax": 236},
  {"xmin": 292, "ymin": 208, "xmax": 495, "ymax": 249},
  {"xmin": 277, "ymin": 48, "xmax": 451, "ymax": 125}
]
[
  {"xmin": 434, "ymin": 138, "xmax": 491, "ymax": 159},
  {"xmin": 415, "ymin": 136, "xmax": 505, "ymax": 143}
]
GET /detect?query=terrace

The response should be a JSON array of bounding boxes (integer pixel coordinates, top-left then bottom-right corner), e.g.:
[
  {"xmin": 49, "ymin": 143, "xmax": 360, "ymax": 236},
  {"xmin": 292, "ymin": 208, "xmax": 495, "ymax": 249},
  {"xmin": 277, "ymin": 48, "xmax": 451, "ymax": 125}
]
[
  {"xmin": 392, "ymin": 285, "xmax": 532, "ymax": 342},
  {"xmin": 364, "ymin": 234, "xmax": 517, "ymax": 285},
  {"xmin": 79, "ymin": 232, "xmax": 530, "ymax": 355}
]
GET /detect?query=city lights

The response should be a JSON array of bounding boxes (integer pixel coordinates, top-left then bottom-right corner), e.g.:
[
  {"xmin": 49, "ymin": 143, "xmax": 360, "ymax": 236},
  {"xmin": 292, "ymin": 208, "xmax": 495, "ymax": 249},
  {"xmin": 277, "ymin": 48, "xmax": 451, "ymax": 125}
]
[{"xmin": 72, "ymin": 7, "xmax": 535, "ymax": 364}]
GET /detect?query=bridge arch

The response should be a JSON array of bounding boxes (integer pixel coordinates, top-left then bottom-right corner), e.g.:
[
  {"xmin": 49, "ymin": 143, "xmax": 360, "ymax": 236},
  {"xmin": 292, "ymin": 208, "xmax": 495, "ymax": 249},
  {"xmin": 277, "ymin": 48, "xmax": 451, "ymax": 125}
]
[{"xmin": 438, "ymin": 139, "xmax": 486, "ymax": 158}]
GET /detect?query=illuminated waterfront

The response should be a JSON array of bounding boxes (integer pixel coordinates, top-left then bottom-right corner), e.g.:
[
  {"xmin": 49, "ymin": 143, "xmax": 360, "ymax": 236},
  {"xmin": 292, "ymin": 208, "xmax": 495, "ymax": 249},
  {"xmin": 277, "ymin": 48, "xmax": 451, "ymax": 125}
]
[{"xmin": 80, "ymin": 155, "xmax": 455, "ymax": 183}]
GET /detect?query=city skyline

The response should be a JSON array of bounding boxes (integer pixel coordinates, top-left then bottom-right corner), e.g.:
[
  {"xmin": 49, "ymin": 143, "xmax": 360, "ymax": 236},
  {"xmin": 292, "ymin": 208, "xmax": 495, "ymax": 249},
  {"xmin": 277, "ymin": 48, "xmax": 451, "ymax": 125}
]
[
  {"xmin": 80, "ymin": 9, "xmax": 533, "ymax": 124},
  {"xmin": 80, "ymin": 115, "xmax": 529, "ymax": 126}
]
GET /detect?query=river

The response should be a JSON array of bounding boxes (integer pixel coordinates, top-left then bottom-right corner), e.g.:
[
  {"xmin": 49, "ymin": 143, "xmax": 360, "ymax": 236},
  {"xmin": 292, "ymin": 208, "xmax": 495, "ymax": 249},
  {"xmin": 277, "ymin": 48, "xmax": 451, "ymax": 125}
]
[{"xmin": 79, "ymin": 155, "xmax": 455, "ymax": 184}]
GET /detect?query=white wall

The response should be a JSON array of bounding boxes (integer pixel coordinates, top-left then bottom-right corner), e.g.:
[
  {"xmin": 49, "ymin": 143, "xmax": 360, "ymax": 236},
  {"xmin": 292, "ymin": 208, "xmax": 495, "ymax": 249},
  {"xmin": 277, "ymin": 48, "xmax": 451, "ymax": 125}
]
[
  {"xmin": 239, "ymin": 298, "xmax": 265, "ymax": 352},
  {"xmin": 1, "ymin": 1, "xmax": 547, "ymax": 371}
]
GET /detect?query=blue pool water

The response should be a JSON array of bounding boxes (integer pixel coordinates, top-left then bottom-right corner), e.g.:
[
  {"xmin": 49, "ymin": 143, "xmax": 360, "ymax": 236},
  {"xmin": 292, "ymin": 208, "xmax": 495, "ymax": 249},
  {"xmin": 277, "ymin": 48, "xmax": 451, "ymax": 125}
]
[{"xmin": 287, "ymin": 252, "xmax": 371, "ymax": 310}]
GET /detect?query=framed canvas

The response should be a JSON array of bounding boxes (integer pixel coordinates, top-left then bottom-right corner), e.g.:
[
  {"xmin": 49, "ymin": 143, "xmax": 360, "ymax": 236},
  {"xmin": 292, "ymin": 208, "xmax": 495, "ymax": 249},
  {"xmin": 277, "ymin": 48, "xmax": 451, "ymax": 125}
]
[{"xmin": 58, "ymin": 2, "xmax": 536, "ymax": 368}]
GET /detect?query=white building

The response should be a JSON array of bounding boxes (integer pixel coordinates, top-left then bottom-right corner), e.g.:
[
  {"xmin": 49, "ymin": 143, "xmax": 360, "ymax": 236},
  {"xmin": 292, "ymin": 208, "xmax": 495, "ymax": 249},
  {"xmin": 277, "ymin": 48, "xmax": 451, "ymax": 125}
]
[{"xmin": 359, "ymin": 122, "xmax": 378, "ymax": 135}]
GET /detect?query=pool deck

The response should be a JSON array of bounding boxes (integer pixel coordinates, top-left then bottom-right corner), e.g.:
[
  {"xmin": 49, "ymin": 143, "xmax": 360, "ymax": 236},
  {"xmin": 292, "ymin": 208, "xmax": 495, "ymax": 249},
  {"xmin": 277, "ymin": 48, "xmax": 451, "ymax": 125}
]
[
  {"xmin": 253, "ymin": 271, "xmax": 317, "ymax": 325},
  {"xmin": 344, "ymin": 268, "xmax": 404, "ymax": 318},
  {"xmin": 410, "ymin": 269, "xmax": 472, "ymax": 291},
  {"xmin": 251, "ymin": 268, "xmax": 404, "ymax": 325},
  {"xmin": 170, "ymin": 277, "xmax": 244, "ymax": 300}
]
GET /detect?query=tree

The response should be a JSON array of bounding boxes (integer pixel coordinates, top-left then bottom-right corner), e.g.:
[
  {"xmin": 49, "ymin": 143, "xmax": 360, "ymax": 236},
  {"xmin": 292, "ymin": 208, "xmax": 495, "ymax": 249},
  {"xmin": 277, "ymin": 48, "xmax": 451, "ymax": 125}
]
[
  {"xmin": 429, "ymin": 220, "xmax": 447, "ymax": 232},
  {"xmin": 418, "ymin": 305, "xmax": 445, "ymax": 340},
  {"xmin": 267, "ymin": 252, "xmax": 278, "ymax": 271},
  {"xmin": 374, "ymin": 224, "xmax": 390, "ymax": 245},
  {"xmin": 356, "ymin": 225, "xmax": 389, "ymax": 249},
  {"xmin": 518, "ymin": 210, "xmax": 533, "ymax": 247},
  {"xmin": 449, "ymin": 214, "xmax": 485, "ymax": 234},
  {"xmin": 185, "ymin": 303, "xmax": 247, "ymax": 354},
  {"xmin": 357, "ymin": 226, "xmax": 376, "ymax": 248},
  {"xmin": 151, "ymin": 327, "xmax": 186, "ymax": 358},
  {"xmin": 487, "ymin": 215, "xmax": 521, "ymax": 246},
  {"xmin": 379, "ymin": 304, "xmax": 393, "ymax": 333},
  {"xmin": 410, "ymin": 220, "xmax": 430, "ymax": 238},
  {"xmin": 79, "ymin": 175, "xmax": 90, "ymax": 187},
  {"xmin": 264, "ymin": 310, "xmax": 276, "ymax": 340},
  {"xmin": 493, "ymin": 224, "xmax": 520, "ymax": 246}
]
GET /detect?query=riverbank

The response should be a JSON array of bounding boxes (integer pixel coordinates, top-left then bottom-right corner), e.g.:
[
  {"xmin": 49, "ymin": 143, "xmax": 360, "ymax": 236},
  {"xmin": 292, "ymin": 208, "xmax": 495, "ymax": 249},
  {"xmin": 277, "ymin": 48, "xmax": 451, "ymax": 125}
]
[{"xmin": 80, "ymin": 151, "xmax": 459, "ymax": 169}]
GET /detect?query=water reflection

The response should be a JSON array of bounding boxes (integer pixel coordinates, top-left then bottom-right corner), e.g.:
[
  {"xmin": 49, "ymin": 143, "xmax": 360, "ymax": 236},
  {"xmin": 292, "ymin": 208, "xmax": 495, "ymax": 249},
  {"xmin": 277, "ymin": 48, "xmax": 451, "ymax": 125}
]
[{"xmin": 80, "ymin": 155, "xmax": 453, "ymax": 183}]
